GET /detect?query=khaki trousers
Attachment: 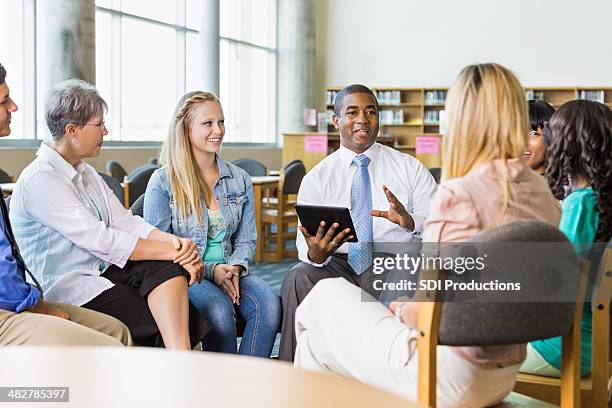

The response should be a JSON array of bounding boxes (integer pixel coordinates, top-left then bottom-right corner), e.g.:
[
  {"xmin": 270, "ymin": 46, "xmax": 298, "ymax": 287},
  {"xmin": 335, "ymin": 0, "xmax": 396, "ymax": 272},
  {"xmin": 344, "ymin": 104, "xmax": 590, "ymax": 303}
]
[{"xmin": 0, "ymin": 302, "xmax": 132, "ymax": 346}]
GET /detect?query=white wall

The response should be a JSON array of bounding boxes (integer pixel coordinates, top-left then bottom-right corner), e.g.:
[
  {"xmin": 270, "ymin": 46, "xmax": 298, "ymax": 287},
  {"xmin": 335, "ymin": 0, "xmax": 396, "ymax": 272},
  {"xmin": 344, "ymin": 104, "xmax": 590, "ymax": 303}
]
[{"xmin": 316, "ymin": 0, "xmax": 612, "ymax": 107}]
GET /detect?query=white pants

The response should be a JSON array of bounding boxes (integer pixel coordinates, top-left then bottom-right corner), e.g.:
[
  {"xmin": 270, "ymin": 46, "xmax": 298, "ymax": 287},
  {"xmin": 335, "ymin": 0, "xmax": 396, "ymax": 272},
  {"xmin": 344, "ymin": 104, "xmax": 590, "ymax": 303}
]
[{"xmin": 294, "ymin": 278, "xmax": 520, "ymax": 408}]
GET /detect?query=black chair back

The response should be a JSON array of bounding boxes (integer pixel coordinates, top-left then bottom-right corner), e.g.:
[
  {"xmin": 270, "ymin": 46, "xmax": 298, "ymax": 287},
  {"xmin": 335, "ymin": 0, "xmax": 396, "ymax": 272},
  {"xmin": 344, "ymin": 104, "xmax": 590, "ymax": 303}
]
[
  {"xmin": 231, "ymin": 158, "xmax": 267, "ymax": 177},
  {"xmin": 130, "ymin": 194, "xmax": 145, "ymax": 217},
  {"xmin": 436, "ymin": 220, "xmax": 581, "ymax": 346},
  {"xmin": 98, "ymin": 172, "xmax": 124, "ymax": 204},
  {"xmin": 127, "ymin": 164, "xmax": 157, "ymax": 206},
  {"xmin": 106, "ymin": 160, "xmax": 127, "ymax": 182},
  {"xmin": 4, "ymin": 195, "xmax": 11, "ymax": 211},
  {"xmin": 0, "ymin": 168, "xmax": 12, "ymax": 183},
  {"xmin": 282, "ymin": 161, "xmax": 306, "ymax": 195},
  {"xmin": 283, "ymin": 159, "xmax": 303, "ymax": 171},
  {"xmin": 428, "ymin": 167, "xmax": 441, "ymax": 184}
]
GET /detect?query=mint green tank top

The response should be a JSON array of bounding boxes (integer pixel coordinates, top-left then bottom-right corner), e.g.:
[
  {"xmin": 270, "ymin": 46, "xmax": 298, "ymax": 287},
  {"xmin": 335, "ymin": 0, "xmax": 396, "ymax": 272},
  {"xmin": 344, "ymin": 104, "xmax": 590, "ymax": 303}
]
[
  {"xmin": 202, "ymin": 209, "xmax": 226, "ymax": 264},
  {"xmin": 531, "ymin": 188, "xmax": 598, "ymax": 377}
]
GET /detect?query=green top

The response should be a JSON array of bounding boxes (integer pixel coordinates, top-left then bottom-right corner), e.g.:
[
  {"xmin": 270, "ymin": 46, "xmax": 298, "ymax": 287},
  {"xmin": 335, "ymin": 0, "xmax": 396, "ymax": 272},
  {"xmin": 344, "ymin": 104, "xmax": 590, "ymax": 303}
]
[
  {"xmin": 202, "ymin": 209, "xmax": 226, "ymax": 264},
  {"xmin": 531, "ymin": 188, "xmax": 598, "ymax": 377}
]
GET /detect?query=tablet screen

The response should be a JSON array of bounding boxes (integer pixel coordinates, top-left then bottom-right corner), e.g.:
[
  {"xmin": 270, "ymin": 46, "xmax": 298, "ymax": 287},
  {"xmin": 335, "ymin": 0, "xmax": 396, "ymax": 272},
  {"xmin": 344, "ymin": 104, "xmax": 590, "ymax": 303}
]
[{"xmin": 295, "ymin": 204, "xmax": 358, "ymax": 243}]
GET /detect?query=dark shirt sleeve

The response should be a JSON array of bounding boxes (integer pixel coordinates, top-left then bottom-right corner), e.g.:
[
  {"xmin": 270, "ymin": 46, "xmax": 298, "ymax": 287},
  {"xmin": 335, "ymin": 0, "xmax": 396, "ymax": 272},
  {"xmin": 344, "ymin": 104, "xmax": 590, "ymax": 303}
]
[{"xmin": 0, "ymin": 214, "xmax": 40, "ymax": 312}]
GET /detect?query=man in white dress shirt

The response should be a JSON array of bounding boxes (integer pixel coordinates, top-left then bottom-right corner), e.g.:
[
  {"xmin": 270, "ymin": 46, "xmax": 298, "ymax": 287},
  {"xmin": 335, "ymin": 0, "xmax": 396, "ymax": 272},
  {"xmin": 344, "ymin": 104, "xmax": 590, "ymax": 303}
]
[{"xmin": 279, "ymin": 84, "xmax": 437, "ymax": 361}]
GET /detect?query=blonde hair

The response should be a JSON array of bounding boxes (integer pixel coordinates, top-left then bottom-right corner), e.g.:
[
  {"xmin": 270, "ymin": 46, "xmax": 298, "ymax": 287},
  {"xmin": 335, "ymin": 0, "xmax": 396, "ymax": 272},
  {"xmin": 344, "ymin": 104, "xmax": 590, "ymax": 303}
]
[
  {"xmin": 159, "ymin": 91, "xmax": 220, "ymax": 223},
  {"xmin": 442, "ymin": 63, "xmax": 528, "ymax": 214}
]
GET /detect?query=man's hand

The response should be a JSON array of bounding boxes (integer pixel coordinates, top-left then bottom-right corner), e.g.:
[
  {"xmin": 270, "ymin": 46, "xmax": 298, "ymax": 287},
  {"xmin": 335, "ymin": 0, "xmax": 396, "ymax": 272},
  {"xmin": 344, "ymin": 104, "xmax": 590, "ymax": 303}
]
[
  {"xmin": 172, "ymin": 237, "xmax": 200, "ymax": 266},
  {"xmin": 300, "ymin": 221, "xmax": 354, "ymax": 264},
  {"xmin": 213, "ymin": 264, "xmax": 239, "ymax": 304},
  {"xmin": 183, "ymin": 259, "xmax": 204, "ymax": 286},
  {"xmin": 371, "ymin": 185, "xmax": 415, "ymax": 230},
  {"xmin": 27, "ymin": 300, "xmax": 70, "ymax": 320}
]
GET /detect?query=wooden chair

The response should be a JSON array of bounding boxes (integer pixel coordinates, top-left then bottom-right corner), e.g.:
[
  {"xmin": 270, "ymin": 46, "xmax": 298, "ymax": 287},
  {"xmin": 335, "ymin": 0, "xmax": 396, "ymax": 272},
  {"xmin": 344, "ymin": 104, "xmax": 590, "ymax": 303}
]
[
  {"xmin": 514, "ymin": 240, "xmax": 612, "ymax": 408},
  {"xmin": 261, "ymin": 161, "xmax": 305, "ymax": 261},
  {"xmin": 262, "ymin": 160, "xmax": 304, "ymax": 209},
  {"xmin": 416, "ymin": 220, "xmax": 587, "ymax": 408}
]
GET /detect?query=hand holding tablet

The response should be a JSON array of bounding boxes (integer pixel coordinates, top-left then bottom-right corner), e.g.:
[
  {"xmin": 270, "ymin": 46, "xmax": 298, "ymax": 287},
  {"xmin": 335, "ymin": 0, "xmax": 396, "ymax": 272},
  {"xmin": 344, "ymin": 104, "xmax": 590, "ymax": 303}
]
[{"xmin": 295, "ymin": 204, "xmax": 356, "ymax": 264}]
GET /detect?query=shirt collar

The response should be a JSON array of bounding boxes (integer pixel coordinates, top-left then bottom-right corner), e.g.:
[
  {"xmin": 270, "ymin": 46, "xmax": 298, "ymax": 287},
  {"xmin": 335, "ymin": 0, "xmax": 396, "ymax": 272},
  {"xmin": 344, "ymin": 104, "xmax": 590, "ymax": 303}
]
[
  {"xmin": 338, "ymin": 142, "xmax": 380, "ymax": 168},
  {"xmin": 36, "ymin": 142, "xmax": 85, "ymax": 181},
  {"xmin": 216, "ymin": 153, "xmax": 232, "ymax": 179}
]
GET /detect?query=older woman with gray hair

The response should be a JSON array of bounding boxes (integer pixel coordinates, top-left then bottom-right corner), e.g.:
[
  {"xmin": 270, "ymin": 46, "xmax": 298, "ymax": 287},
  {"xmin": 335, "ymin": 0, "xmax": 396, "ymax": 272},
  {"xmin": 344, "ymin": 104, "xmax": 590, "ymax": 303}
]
[{"xmin": 9, "ymin": 79, "xmax": 210, "ymax": 349}]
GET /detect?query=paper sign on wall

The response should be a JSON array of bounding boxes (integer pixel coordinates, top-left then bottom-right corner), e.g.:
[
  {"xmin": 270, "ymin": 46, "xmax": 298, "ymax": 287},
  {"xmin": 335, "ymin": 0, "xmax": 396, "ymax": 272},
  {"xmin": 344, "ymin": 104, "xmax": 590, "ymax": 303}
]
[
  {"xmin": 415, "ymin": 136, "xmax": 440, "ymax": 155},
  {"xmin": 304, "ymin": 135, "xmax": 328, "ymax": 153}
]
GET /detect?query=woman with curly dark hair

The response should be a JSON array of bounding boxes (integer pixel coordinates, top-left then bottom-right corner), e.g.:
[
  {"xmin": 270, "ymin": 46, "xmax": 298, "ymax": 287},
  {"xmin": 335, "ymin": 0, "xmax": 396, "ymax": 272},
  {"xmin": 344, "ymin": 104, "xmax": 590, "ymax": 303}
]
[{"xmin": 521, "ymin": 99, "xmax": 612, "ymax": 378}]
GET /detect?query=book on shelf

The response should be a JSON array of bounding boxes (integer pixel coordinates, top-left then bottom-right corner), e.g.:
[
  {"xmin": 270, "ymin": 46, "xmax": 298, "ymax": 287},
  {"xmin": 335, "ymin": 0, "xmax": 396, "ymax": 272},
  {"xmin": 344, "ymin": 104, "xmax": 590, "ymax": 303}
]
[
  {"xmin": 578, "ymin": 90, "xmax": 604, "ymax": 103},
  {"xmin": 424, "ymin": 110, "xmax": 441, "ymax": 125},
  {"xmin": 380, "ymin": 109, "xmax": 405, "ymax": 125},
  {"xmin": 424, "ymin": 90, "xmax": 446, "ymax": 105},
  {"xmin": 375, "ymin": 90, "xmax": 402, "ymax": 105},
  {"xmin": 326, "ymin": 90, "xmax": 339, "ymax": 105},
  {"xmin": 525, "ymin": 90, "xmax": 544, "ymax": 100}
]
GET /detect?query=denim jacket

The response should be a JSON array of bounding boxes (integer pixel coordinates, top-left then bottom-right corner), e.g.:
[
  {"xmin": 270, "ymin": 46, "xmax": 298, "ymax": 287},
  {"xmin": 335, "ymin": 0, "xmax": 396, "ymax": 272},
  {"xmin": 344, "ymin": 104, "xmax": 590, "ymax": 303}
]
[{"xmin": 144, "ymin": 155, "xmax": 256, "ymax": 281}]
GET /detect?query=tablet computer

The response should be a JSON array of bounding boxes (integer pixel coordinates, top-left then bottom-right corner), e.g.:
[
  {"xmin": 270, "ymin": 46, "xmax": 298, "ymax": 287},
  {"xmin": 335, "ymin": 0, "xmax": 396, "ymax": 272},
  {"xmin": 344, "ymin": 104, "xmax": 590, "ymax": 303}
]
[{"xmin": 295, "ymin": 204, "xmax": 358, "ymax": 243}]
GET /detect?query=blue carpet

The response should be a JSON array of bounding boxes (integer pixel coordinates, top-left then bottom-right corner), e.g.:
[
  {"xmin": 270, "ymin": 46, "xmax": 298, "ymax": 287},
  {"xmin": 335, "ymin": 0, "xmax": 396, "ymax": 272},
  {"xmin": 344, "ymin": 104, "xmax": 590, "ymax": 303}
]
[{"xmin": 249, "ymin": 258, "xmax": 299, "ymax": 294}]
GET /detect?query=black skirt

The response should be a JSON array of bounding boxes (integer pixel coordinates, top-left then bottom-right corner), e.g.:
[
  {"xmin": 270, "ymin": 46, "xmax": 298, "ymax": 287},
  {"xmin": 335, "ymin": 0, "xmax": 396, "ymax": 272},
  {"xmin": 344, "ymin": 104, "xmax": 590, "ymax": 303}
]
[{"xmin": 83, "ymin": 260, "xmax": 210, "ymax": 347}]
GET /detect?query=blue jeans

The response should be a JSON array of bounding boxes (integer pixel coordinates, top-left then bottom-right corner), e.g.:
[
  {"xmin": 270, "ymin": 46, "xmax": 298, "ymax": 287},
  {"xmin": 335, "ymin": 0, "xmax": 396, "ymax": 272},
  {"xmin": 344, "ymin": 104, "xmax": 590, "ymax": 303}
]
[{"xmin": 188, "ymin": 274, "xmax": 281, "ymax": 357}]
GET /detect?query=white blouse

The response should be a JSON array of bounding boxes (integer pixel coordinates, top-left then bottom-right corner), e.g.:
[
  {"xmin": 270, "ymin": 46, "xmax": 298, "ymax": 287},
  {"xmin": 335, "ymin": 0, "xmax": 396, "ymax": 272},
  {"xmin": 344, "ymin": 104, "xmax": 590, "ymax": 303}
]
[{"xmin": 9, "ymin": 143, "xmax": 155, "ymax": 306}]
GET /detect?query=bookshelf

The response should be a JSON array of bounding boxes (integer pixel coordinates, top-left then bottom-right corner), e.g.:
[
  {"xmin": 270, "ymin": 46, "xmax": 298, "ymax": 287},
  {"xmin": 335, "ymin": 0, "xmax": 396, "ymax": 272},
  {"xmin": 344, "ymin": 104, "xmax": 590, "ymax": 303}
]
[
  {"xmin": 526, "ymin": 87, "xmax": 612, "ymax": 108},
  {"xmin": 323, "ymin": 86, "xmax": 612, "ymax": 169}
]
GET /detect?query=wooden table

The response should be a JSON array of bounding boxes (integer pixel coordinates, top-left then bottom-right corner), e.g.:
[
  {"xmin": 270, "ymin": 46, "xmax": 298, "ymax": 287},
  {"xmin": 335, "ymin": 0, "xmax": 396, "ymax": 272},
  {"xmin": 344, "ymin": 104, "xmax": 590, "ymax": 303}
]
[
  {"xmin": 251, "ymin": 176, "xmax": 279, "ymax": 262},
  {"xmin": 0, "ymin": 347, "xmax": 420, "ymax": 408},
  {"xmin": 0, "ymin": 182, "xmax": 15, "ymax": 194}
]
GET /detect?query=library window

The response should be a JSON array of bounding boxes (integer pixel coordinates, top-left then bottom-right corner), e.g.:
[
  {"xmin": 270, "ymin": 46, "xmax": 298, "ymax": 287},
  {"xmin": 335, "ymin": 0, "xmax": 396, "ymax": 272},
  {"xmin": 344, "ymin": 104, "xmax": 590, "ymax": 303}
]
[
  {"xmin": 0, "ymin": 0, "xmax": 32, "ymax": 140},
  {"xmin": 95, "ymin": 0, "xmax": 278, "ymax": 143},
  {"xmin": 0, "ymin": 0, "xmax": 277, "ymax": 145},
  {"xmin": 219, "ymin": 0, "xmax": 277, "ymax": 144},
  {"xmin": 95, "ymin": 1, "xmax": 191, "ymax": 142}
]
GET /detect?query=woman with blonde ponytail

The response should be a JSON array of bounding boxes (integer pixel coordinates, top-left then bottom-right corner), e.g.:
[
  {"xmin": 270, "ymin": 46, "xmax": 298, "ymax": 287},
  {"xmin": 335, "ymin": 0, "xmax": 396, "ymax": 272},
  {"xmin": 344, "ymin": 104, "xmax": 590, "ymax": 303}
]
[
  {"xmin": 144, "ymin": 92, "xmax": 280, "ymax": 357},
  {"xmin": 292, "ymin": 64, "xmax": 562, "ymax": 407}
]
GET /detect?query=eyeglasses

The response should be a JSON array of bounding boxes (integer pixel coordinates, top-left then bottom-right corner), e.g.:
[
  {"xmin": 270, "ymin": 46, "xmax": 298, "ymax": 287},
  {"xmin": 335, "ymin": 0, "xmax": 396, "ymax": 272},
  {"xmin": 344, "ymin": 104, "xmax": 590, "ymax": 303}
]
[{"xmin": 79, "ymin": 120, "xmax": 107, "ymax": 130}]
